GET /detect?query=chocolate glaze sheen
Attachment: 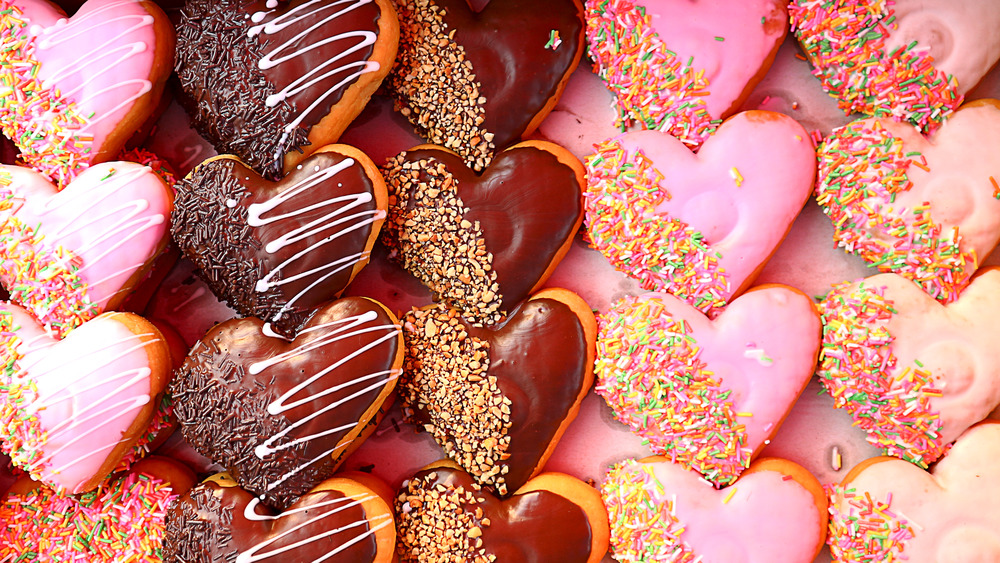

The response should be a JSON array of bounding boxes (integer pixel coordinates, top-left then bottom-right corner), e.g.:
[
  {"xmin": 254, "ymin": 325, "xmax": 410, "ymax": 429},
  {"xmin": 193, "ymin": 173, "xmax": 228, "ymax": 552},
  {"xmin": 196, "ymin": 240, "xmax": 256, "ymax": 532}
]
[
  {"xmin": 398, "ymin": 146, "xmax": 583, "ymax": 317},
  {"xmin": 436, "ymin": 0, "xmax": 584, "ymax": 150},
  {"xmin": 164, "ymin": 479, "xmax": 378, "ymax": 562}
]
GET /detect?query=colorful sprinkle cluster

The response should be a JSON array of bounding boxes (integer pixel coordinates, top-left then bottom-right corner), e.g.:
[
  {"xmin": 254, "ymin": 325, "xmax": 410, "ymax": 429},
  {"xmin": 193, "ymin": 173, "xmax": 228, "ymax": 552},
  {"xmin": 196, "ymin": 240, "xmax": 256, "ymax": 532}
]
[
  {"xmin": 0, "ymin": 470, "xmax": 177, "ymax": 562},
  {"xmin": 0, "ymin": 2, "xmax": 94, "ymax": 186},
  {"xmin": 601, "ymin": 459, "xmax": 699, "ymax": 563},
  {"xmin": 585, "ymin": 0, "xmax": 720, "ymax": 146},
  {"xmin": 596, "ymin": 296, "xmax": 750, "ymax": 485},
  {"xmin": 815, "ymin": 120, "xmax": 975, "ymax": 303},
  {"xmin": 113, "ymin": 395, "xmax": 174, "ymax": 474},
  {"xmin": 0, "ymin": 308, "xmax": 48, "ymax": 482},
  {"xmin": 818, "ymin": 282, "xmax": 945, "ymax": 466},
  {"xmin": 0, "ymin": 173, "xmax": 99, "ymax": 338},
  {"xmin": 790, "ymin": 0, "xmax": 963, "ymax": 133},
  {"xmin": 585, "ymin": 139, "xmax": 731, "ymax": 314},
  {"xmin": 119, "ymin": 148, "xmax": 178, "ymax": 190},
  {"xmin": 827, "ymin": 483, "xmax": 915, "ymax": 561}
]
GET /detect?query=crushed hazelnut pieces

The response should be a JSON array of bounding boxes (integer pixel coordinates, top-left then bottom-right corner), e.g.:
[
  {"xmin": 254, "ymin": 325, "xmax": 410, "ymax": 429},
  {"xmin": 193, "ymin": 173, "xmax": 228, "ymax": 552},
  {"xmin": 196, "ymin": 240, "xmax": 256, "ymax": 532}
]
[
  {"xmin": 389, "ymin": 0, "xmax": 496, "ymax": 170},
  {"xmin": 396, "ymin": 472, "xmax": 495, "ymax": 563},
  {"xmin": 383, "ymin": 154, "xmax": 504, "ymax": 326},
  {"xmin": 401, "ymin": 306, "xmax": 513, "ymax": 494}
]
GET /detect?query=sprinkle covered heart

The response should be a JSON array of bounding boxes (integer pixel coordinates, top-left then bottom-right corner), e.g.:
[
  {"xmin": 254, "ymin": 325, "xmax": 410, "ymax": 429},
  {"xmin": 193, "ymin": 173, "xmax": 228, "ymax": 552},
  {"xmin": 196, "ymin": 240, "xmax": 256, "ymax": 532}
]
[
  {"xmin": 0, "ymin": 162, "xmax": 173, "ymax": 337},
  {"xmin": 395, "ymin": 460, "xmax": 609, "ymax": 563},
  {"xmin": 0, "ymin": 0, "xmax": 175, "ymax": 185},
  {"xmin": 601, "ymin": 457, "xmax": 828, "ymax": 563},
  {"xmin": 828, "ymin": 422, "xmax": 1000, "ymax": 563},
  {"xmin": 171, "ymin": 296, "xmax": 403, "ymax": 510},
  {"xmin": 815, "ymin": 101, "xmax": 1000, "ymax": 302},
  {"xmin": 164, "ymin": 471, "xmax": 396, "ymax": 563},
  {"xmin": 400, "ymin": 288, "xmax": 595, "ymax": 495},
  {"xmin": 172, "ymin": 144, "xmax": 387, "ymax": 335},
  {"xmin": 0, "ymin": 302, "xmax": 172, "ymax": 494},
  {"xmin": 595, "ymin": 285, "xmax": 821, "ymax": 486},
  {"xmin": 586, "ymin": 0, "xmax": 788, "ymax": 146},
  {"xmin": 382, "ymin": 141, "xmax": 584, "ymax": 326},
  {"xmin": 388, "ymin": 0, "xmax": 585, "ymax": 170},
  {"xmin": 818, "ymin": 268, "xmax": 1000, "ymax": 467},
  {"xmin": 585, "ymin": 111, "xmax": 815, "ymax": 314}
]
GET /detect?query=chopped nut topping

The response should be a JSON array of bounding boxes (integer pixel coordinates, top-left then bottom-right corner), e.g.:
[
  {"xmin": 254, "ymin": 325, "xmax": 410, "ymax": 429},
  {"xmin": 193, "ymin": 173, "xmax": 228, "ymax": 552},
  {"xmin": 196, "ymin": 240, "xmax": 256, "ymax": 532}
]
[{"xmin": 396, "ymin": 473, "xmax": 495, "ymax": 563}]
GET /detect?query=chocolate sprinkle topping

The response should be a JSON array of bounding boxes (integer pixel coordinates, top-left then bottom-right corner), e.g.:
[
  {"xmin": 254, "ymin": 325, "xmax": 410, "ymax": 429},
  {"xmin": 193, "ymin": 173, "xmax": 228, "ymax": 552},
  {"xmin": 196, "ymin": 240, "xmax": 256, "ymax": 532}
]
[{"xmin": 163, "ymin": 485, "xmax": 235, "ymax": 563}]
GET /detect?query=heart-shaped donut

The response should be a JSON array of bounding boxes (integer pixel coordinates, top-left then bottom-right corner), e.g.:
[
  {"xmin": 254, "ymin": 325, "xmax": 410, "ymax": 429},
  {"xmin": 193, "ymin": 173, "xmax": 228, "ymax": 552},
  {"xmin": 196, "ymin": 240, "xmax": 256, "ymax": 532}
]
[
  {"xmin": 601, "ymin": 456, "xmax": 827, "ymax": 563},
  {"xmin": 400, "ymin": 288, "xmax": 595, "ymax": 495},
  {"xmin": 815, "ymin": 101, "xmax": 1000, "ymax": 302},
  {"xmin": 381, "ymin": 140, "xmax": 584, "ymax": 326},
  {"xmin": 584, "ymin": 111, "xmax": 816, "ymax": 314},
  {"xmin": 395, "ymin": 460, "xmax": 609, "ymax": 563},
  {"xmin": 172, "ymin": 144, "xmax": 387, "ymax": 335},
  {"xmin": 388, "ymin": 0, "xmax": 585, "ymax": 170},
  {"xmin": 828, "ymin": 422, "xmax": 1000, "ymax": 562},
  {"xmin": 595, "ymin": 285, "xmax": 821, "ymax": 486},
  {"xmin": 791, "ymin": 0, "xmax": 1000, "ymax": 132},
  {"xmin": 585, "ymin": 0, "xmax": 788, "ymax": 146},
  {"xmin": 175, "ymin": 0, "xmax": 399, "ymax": 179},
  {"xmin": 0, "ymin": 161, "xmax": 173, "ymax": 338},
  {"xmin": 164, "ymin": 471, "xmax": 396, "ymax": 563},
  {"xmin": 0, "ymin": 302, "xmax": 172, "ymax": 493},
  {"xmin": 0, "ymin": 0, "xmax": 175, "ymax": 185},
  {"xmin": 171, "ymin": 296, "xmax": 403, "ymax": 510},
  {"xmin": 818, "ymin": 268, "xmax": 1000, "ymax": 467}
]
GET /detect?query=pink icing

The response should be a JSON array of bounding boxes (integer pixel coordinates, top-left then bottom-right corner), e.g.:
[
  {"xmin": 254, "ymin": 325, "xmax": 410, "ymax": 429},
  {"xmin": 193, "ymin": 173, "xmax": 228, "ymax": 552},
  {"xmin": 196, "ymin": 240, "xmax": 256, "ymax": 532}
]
[{"xmin": 1, "ymin": 302, "xmax": 158, "ymax": 493}]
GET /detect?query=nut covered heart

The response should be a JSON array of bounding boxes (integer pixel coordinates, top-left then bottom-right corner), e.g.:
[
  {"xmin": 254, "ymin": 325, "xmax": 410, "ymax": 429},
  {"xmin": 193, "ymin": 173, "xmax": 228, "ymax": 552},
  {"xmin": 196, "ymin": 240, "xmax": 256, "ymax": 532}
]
[
  {"xmin": 584, "ymin": 111, "xmax": 816, "ymax": 315},
  {"xmin": 0, "ymin": 162, "xmax": 173, "ymax": 338},
  {"xmin": 815, "ymin": 101, "xmax": 1000, "ymax": 302},
  {"xmin": 381, "ymin": 140, "xmax": 584, "ymax": 326},
  {"xmin": 171, "ymin": 296, "xmax": 403, "ymax": 510},
  {"xmin": 595, "ymin": 285, "xmax": 821, "ymax": 486},
  {"xmin": 400, "ymin": 288, "xmax": 595, "ymax": 495},
  {"xmin": 0, "ymin": 302, "xmax": 172, "ymax": 494},
  {"xmin": 172, "ymin": 144, "xmax": 387, "ymax": 335},
  {"xmin": 818, "ymin": 268, "xmax": 1000, "ymax": 467}
]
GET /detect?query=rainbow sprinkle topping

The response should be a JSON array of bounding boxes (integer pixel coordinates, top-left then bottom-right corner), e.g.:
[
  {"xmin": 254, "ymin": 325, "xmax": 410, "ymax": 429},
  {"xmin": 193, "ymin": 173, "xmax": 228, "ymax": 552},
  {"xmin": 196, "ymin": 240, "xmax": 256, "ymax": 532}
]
[
  {"xmin": 827, "ymin": 483, "xmax": 915, "ymax": 561},
  {"xmin": 0, "ymin": 308, "xmax": 49, "ymax": 482},
  {"xmin": 0, "ymin": 470, "xmax": 177, "ymax": 562},
  {"xmin": 0, "ymin": 1, "xmax": 95, "ymax": 186},
  {"xmin": 602, "ymin": 459, "xmax": 699, "ymax": 562},
  {"xmin": 815, "ymin": 120, "xmax": 975, "ymax": 303},
  {"xmin": 818, "ymin": 281, "xmax": 945, "ymax": 466},
  {"xmin": 585, "ymin": 0, "xmax": 720, "ymax": 145},
  {"xmin": 596, "ymin": 296, "xmax": 750, "ymax": 485},
  {"xmin": 585, "ymin": 139, "xmax": 730, "ymax": 314},
  {"xmin": 790, "ymin": 0, "xmax": 962, "ymax": 133}
]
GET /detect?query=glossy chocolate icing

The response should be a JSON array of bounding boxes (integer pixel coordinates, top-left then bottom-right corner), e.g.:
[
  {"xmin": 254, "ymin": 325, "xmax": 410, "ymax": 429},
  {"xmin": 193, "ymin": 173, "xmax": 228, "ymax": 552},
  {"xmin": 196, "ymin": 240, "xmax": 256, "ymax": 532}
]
[
  {"xmin": 172, "ymin": 150, "xmax": 379, "ymax": 335},
  {"xmin": 404, "ymin": 465, "xmax": 594, "ymax": 563},
  {"xmin": 409, "ymin": 297, "xmax": 589, "ymax": 493},
  {"xmin": 392, "ymin": 145, "xmax": 583, "ymax": 322},
  {"xmin": 164, "ymin": 478, "xmax": 378, "ymax": 563},
  {"xmin": 170, "ymin": 297, "xmax": 401, "ymax": 510}
]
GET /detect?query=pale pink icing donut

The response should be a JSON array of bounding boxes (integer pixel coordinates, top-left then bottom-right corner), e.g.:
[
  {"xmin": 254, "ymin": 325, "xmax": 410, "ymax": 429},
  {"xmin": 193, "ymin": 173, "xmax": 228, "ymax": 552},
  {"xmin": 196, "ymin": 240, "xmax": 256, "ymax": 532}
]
[
  {"xmin": 584, "ymin": 110, "xmax": 815, "ymax": 314},
  {"xmin": 0, "ymin": 162, "xmax": 173, "ymax": 338},
  {"xmin": 595, "ymin": 285, "xmax": 821, "ymax": 486},
  {"xmin": 815, "ymin": 101, "xmax": 1000, "ymax": 303},
  {"xmin": 601, "ymin": 456, "xmax": 827, "ymax": 563},
  {"xmin": 818, "ymin": 268, "xmax": 1000, "ymax": 468},
  {"xmin": 829, "ymin": 422, "xmax": 1000, "ymax": 562},
  {"xmin": 585, "ymin": 0, "xmax": 788, "ymax": 145},
  {"xmin": 0, "ymin": 0, "xmax": 174, "ymax": 185},
  {"xmin": 0, "ymin": 302, "xmax": 172, "ymax": 493}
]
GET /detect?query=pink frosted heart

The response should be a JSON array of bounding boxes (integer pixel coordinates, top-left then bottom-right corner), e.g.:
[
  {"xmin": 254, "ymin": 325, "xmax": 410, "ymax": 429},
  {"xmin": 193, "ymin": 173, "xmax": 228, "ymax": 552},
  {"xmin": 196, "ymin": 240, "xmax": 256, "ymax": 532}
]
[
  {"xmin": 0, "ymin": 302, "xmax": 171, "ymax": 493},
  {"xmin": 595, "ymin": 285, "xmax": 821, "ymax": 485},
  {"xmin": 0, "ymin": 0, "xmax": 172, "ymax": 185},
  {"xmin": 829, "ymin": 422, "xmax": 1000, "ymax": 563},
  {"xmin": 585, "ymin": 0, "xmax": 788, "ymax": 145},
  {"xmin": 0, "ymin": 161, "xmax": 172, "ymax": 337},
  {"xmin": 602, "ymin": 457, "xmax": 827, "ymax": 563},
  {"xmin": 816, "ymin": 101, "xmax": 1000, "ymax": 302},
  {"xmin": 584, "ymin": 110, "xmax": 816, "ymax": 314}
]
